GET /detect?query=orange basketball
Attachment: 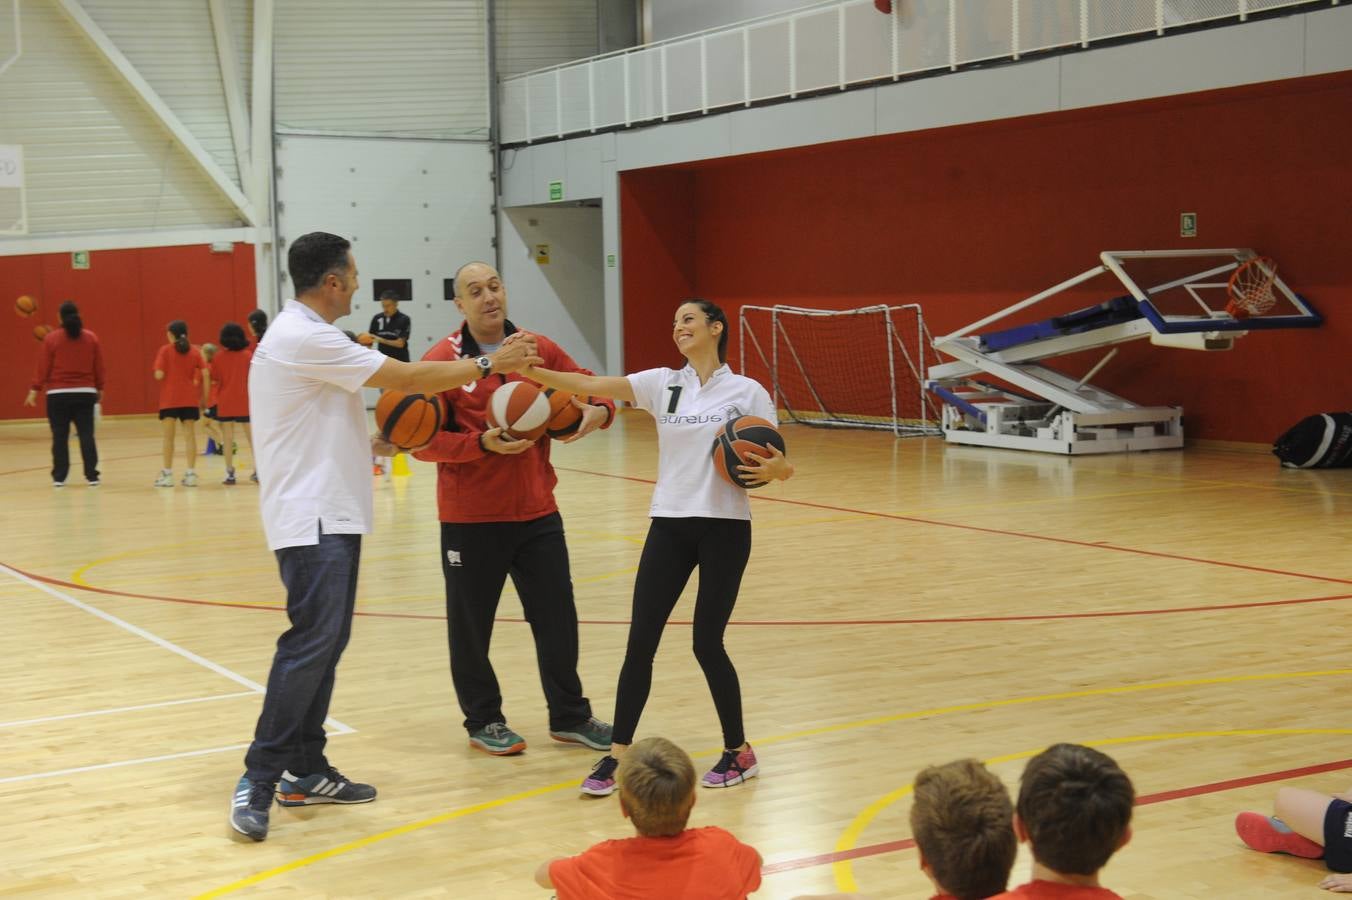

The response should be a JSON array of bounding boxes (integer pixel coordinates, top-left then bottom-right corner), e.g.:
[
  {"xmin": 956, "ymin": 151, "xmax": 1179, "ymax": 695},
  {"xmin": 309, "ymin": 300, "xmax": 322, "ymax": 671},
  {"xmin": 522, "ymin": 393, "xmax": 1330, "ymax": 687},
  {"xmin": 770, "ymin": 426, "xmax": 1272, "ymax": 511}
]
[
  {"xmin": 15, "ymin": 295, "xmax": 36, "ymax": 317},
  {"xmin": 32, "ymin": 324, "xmax": 51, "ymax": 342},
  {"xmin": 711, "ymin": 415, "xmax": 786, "ymax": 490},
  {"xmin": 486, "ymin": 381, "xmax": 550, "ymax": 442},
  {"xmin": 543, "ymin": 388, "xmax": 583, "ymax": 439},
  {"xmin": 375, "ymin": 390, "xmax": 445, "ymax": 450}
]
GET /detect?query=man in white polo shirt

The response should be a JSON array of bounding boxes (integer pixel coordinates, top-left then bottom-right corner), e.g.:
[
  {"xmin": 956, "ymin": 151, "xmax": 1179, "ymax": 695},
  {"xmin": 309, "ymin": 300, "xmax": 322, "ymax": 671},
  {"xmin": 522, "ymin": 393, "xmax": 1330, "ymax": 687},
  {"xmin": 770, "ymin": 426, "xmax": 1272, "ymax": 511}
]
[{"xmin": 229, "ymin": 232, "xmax": 541, "ymax": 842}]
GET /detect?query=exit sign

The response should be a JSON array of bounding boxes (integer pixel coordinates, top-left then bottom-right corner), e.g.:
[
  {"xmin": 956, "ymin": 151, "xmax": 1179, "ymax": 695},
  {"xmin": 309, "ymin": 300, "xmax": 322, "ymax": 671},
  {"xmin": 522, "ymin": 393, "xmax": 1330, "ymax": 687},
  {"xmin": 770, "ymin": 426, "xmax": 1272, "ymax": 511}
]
[
  {"xmin": 71, "ymin": 251, "xmax": 90, "ymax": 269},
  {"xmin": 548, "ymin": 180, "xmax": 563, "ymax": 201}
]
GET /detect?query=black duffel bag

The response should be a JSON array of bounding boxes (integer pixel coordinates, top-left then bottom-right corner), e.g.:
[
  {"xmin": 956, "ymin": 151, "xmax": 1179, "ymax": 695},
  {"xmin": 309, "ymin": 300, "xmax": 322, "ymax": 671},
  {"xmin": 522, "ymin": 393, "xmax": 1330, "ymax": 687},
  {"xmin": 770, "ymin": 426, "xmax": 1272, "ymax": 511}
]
[{"xmin": 1273, "ymin": 412, "xmax": 1352, "ymax": 468}]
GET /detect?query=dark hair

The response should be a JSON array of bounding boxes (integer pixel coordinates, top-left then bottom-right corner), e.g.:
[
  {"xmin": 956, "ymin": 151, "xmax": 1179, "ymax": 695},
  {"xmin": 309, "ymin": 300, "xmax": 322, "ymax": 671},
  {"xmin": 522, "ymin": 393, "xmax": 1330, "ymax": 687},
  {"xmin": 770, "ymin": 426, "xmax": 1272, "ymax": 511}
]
[
  {"xmin": 167, "ymin": 319, "xmax": 190, "ymax": 354},
  {"xmin": 219, "ymin": 322, "xmax": 249, "ymax": 351},
  {"xmin": 378, "ymin": 289, "xmax": 401, "ymax": 303},
  {"xmin": 59, "ymin": 300, "xmax": 82, "ymax": 339},
  {"xmin": 246, "ymin": 308, "xmax": 268, "ymax": 339},
  {"xmin": 341, "ymin": 329, "xmax": 359, "ymax": 343},
  {"xmin": 1017, "ymin": 743, "xmax": 1134, "ymax": 876},
  {"xmin": 910, "ymin": 760, "xmax": 1016, "ymax": 900},
  {"xmin": 288, "ymin": 231, "xmax": 352, "ymax": 295},
  {"xmin": 683, "ymin": 298, "xmax": 729, "ymax": 363}
]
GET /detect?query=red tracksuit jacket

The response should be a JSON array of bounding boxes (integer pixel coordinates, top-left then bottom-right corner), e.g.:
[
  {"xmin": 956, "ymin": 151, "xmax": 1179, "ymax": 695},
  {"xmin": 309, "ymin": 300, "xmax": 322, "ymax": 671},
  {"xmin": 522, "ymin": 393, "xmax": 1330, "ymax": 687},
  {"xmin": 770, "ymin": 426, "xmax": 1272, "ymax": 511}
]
[{"xmin": 412, "ymin": 320, "xmax": 615, "ymax": 524}]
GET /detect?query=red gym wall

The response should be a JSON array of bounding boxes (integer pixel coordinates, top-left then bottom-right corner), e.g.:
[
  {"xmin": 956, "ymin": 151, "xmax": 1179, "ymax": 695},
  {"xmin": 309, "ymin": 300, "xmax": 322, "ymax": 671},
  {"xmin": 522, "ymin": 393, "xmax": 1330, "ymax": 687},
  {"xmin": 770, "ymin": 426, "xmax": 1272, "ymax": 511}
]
[
  {"xmin": 1, "ymin": 243, "xmax": 257, "ymax": 419},
  {"xmin": 620, "ymin": 71, "xmax": 1352, "ymax": 444}
]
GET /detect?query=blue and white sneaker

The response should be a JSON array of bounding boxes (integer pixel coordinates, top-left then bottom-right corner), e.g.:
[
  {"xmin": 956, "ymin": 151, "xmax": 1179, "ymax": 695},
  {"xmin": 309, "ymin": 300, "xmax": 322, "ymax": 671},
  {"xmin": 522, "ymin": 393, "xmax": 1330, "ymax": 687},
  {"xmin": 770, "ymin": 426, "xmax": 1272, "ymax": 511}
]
[
  {"xmin": 230, "ymin": 775, "xmax": 274, "ymax": 841},
  {"xmin": 277, "ymin": 768, "xmax": 377, "ymax": 806}
]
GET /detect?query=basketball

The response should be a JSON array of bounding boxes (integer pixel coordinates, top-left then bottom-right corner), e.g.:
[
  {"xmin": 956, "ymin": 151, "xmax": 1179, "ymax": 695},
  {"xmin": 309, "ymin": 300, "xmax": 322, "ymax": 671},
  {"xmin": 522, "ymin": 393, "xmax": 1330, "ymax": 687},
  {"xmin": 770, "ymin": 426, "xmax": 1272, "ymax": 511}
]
[
  {"xmin": 544, "ymin": 388, "xmax": 583, "ymax": 439},
  {"xmin": 487, "ymin": 380, "xmax": 550, "ymax": 441},
  {"xmin": 375, "ymin": 390, "xmax": 445, "ymax": 450},
  {"xmin": 15, "ymin": 295, "xmax": 36, "ymax": 317},
  {"xmin": 712, "ymin": 415, "xmax": 786, "ymax": 490},
  {"xmin": 32, "ymin": 324, "xmax": 51, "ymax": 342}
]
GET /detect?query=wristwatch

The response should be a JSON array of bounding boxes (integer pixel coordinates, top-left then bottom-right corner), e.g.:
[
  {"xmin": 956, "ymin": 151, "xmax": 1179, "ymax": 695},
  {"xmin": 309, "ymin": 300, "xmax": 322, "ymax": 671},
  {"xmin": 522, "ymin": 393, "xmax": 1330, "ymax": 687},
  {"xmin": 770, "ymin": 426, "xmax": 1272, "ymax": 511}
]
[{"xmin": 474, "ymin": 355, "xmax": 492, "ymax": 379}]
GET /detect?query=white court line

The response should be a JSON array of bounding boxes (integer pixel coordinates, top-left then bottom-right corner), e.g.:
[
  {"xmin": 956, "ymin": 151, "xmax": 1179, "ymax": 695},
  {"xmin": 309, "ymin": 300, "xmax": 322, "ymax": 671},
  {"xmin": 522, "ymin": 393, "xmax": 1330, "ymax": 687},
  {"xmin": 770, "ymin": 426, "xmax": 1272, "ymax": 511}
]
[
  {"xmin": 0, "ymin": 691, "xmax": 258, "ymax": 729},
  {"xmin": 0, "ymin": 563, "xmax": 355, "ymax": 735},
  {"xmin": 0, "ymin": 742, "xmax": 253, "ymax": 784}
]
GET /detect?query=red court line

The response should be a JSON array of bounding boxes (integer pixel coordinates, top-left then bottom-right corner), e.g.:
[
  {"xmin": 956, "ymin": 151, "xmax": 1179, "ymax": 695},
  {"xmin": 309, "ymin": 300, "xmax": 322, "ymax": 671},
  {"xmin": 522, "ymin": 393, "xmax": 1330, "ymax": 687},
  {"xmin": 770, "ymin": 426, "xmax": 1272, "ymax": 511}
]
[
  {"xmin": 554, "ymin": 466, "xmax": 1352, "ymax": 587},
  {"xmin": 761, "ymin": 756, "xmax": 1352, "ymax": 876},
  {"xmin": 0, "ymin": 452, "xmax": 161, "ymax": 478},
  {"xmin": 7, "ymin": 564, "xmax": 1352, "ymax": 626}
]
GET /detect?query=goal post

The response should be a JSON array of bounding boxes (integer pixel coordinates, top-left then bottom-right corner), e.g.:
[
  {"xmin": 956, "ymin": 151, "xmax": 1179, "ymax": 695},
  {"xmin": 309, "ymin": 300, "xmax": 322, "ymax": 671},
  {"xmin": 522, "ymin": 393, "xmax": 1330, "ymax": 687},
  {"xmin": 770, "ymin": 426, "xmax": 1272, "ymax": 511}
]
[{"xmin": 737, "ymin": 303, "xmax": 940, "ymax": 437}]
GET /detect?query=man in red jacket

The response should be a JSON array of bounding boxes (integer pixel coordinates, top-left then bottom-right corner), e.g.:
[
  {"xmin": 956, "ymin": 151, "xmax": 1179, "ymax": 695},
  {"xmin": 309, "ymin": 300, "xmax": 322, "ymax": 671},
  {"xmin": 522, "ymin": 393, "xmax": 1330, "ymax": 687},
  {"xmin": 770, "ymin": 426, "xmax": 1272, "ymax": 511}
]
[{"xmin": 413, "ymin": 261, "xmax": 614, "ymax": 756}]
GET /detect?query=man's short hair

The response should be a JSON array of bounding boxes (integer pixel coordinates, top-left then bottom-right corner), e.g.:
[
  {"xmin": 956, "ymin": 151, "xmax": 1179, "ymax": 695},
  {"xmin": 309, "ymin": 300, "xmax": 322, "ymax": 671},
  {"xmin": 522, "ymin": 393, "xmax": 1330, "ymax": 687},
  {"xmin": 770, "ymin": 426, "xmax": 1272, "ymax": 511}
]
[
  {"xmin": 453, "ymin": 260, "xmax": 496, "ymax": 298},
  {"xmin": 617, "ymin": 737, "xmax": 697, "ymax": 838},
  {"xmin": 378, "ymin": 289, "xmax": 401, "ymax": 303},
  {"xmin": 288, "ymin": 232, "xmax": 351, "ymax": 295},
  {"xmin": 1017, "ymin": 743, "xmax": 1134, "ymax": 876},
  {"xmin": 910, "ymin": 759, "xmax": 1016, "ymax": 900}
]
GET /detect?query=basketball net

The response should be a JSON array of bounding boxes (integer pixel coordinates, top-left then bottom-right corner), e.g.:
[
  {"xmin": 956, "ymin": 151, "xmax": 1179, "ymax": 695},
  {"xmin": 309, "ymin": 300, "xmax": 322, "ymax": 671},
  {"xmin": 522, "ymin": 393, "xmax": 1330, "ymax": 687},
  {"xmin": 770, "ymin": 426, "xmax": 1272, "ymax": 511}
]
[{"xmin": 1225, "ymin": 256, "xmax": 1278, "ymax": 319}]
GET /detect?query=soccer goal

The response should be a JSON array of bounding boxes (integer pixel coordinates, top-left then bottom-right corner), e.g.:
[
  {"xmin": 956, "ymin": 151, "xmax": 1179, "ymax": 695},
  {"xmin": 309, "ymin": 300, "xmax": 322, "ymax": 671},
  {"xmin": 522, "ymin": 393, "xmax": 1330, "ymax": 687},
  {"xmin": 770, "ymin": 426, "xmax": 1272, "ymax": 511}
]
[{"xmin": 738, "ymin": 304, "xmax": 941, "ymax": 437}]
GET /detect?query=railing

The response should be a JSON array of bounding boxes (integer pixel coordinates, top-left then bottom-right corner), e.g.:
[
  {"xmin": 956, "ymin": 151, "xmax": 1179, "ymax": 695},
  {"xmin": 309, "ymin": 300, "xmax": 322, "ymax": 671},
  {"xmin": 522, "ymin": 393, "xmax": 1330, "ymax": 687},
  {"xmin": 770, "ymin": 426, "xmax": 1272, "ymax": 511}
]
[{"xmin": 500, "ymin": 0, "xmax": 1334, "ymax": 145}]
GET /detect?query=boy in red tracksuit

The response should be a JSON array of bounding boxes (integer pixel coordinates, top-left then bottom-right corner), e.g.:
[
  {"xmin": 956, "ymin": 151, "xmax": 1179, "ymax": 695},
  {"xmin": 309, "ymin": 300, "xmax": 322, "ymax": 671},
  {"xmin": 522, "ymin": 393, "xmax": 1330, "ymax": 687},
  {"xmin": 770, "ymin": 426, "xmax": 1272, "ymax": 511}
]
[{"xmin": 412, "ymin": 261, "xmax": 614, "ymax": 757}]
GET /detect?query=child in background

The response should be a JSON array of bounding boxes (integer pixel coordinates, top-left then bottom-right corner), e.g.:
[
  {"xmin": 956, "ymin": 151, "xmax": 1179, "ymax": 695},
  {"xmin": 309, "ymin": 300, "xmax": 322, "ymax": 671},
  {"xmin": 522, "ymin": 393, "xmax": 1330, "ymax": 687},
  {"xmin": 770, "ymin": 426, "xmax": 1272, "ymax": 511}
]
[
  {"xmin": 153, "ymin": 320, "xmax": 208, "ymax": 487},
  {"xmin": 212, "ymin": 323, "xmax": 256, "ymax": 485},
  {"xmin": 200, "ymin": 342, "xmax": 225, "ymax": 455},
  {"xmin": 535, "ymin": 737, "xmax": 762, "ymax": 899},
  {"xmin": 1236, "ymin": 784, "xmax": 1352, "ymax": 892}
]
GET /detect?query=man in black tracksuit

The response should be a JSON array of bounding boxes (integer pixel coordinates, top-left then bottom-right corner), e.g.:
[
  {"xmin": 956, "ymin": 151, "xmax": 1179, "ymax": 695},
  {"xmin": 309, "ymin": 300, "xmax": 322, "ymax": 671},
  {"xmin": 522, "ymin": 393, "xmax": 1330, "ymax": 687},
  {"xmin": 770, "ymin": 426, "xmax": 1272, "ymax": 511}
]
[{"xmin": 362, "ymin": 290, "xmax": 412, "ymax": 362}]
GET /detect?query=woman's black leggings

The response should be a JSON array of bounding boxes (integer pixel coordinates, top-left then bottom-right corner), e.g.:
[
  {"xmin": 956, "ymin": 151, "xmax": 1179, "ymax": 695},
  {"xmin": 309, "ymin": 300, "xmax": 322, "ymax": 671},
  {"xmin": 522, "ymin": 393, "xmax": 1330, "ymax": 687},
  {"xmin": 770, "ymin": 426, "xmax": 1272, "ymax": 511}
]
[{"xmin": 610, "ymin": 516, "xmax": 752, "ymax": 750}]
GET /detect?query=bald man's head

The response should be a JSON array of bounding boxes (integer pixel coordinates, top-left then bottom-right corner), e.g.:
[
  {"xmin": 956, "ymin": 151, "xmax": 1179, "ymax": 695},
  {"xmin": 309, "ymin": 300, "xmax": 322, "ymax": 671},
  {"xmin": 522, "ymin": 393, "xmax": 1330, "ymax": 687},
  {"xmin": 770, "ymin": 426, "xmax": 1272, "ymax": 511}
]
[{"xmin": 453, "ymin": 261, "xmax": 508, "ymax": 342}]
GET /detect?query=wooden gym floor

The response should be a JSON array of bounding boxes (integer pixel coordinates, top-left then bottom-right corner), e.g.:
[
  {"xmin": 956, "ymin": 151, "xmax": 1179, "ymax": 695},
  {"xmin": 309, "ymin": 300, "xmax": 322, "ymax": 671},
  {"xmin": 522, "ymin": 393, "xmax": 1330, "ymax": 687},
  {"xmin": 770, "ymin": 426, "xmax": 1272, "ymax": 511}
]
[{"xmin": 2, "ymin": 412, "xmax": 1350, "ymax": 898}]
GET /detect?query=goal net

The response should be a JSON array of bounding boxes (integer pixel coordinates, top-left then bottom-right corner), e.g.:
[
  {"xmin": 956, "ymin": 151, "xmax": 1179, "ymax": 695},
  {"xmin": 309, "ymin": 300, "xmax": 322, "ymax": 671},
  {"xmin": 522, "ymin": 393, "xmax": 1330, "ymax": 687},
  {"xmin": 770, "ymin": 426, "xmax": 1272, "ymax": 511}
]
[{"xmin": 737, "ymin": 304, "xmax": 940, "ymax": 436}]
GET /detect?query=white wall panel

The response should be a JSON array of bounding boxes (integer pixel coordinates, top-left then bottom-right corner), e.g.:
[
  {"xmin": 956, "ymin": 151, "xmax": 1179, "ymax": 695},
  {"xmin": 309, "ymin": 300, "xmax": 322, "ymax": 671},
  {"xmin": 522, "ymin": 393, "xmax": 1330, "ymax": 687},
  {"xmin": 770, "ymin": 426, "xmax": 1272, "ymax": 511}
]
[
  {"xmin": 500, "ymin": 205, "xmax": 605, "ymax": 374},
  {"xmin": 228, "ymin": 0, "xmax": 252, "ymax": 120},
  {"xmin": 0, "ymin": 0, "xmax": 242, "ymax": 236},
  {"xmin": 1306, "ymin": 6, "xmax": 1352, "ymax": 76},
  {"xmin": 273, "ymin": 136, "xmax": 495, "ymax": 374},
  {"xmin": 647, "ymin": 0, "xmax": 812, "ymax": 42},
  {"xmin": 80, "ymin": 0, "xmax": 239, "ymax": 185},
  {"xmin": 496, "ymin": 0, "xmax": 598, "ymax": 78},
  {"xmin": 275, "ymin": 0, "xmax": 488, "ymax": 137}
]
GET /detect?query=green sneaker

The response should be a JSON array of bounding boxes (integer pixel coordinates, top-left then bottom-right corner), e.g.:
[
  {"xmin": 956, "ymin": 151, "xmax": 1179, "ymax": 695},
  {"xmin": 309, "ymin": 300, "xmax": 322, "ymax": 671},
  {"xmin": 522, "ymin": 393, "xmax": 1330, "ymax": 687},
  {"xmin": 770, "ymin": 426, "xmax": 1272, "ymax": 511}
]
[
  {"xmin": 549, "ymin": 717, "xmax": 613, "ymax": 751},
  {"xmin": 468, "ymin": 722, "xmax": 526, "ymax": 756}
]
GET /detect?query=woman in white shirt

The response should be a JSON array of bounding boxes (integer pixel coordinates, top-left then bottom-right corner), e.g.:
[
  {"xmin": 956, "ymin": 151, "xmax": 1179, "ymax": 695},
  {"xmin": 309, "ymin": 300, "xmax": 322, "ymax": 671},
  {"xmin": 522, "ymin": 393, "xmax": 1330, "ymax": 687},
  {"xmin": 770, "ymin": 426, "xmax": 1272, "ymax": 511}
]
[{"xmin": 522, "ymin": 299, "xmax": 793, "ymax": 797}]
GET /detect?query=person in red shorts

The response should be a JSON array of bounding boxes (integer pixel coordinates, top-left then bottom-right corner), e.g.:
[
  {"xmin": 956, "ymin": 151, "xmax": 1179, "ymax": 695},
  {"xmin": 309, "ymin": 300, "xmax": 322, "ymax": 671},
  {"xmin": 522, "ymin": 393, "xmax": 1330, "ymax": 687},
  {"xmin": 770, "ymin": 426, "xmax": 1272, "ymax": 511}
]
[
  {"xmin": 212, "ymin": 322, "xmax": 257, "ymax": 485},
  {"xmin": 153, "ymin": 320, "xmax": 209, "ymax": 487},
  {"xmin": 535, "ymin": 736, "xmax": 762, "ymax": 899},
  {"xmin": 1236, "ymin": 784, "xmax": 1352, "ymax": 892},
  {"xmin": 991, "ymin": 744, "xmax": 1133, "ymax": 900}
]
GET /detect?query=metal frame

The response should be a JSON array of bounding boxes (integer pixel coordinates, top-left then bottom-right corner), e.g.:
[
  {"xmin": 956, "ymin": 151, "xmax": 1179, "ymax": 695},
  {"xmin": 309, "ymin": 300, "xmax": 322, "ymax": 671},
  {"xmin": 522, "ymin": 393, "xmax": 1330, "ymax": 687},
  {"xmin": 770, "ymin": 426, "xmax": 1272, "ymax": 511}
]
[
  {"xmin": 739, "ymin": 303, "xmax": 940, "ymax": 437},
  {"xmin": 500, "ymin": 0, "xmax": 1335, "ymax": 144},
  {"xmin": 927, "ymin": 248, "xmax": 1322, "ymax": 456}
]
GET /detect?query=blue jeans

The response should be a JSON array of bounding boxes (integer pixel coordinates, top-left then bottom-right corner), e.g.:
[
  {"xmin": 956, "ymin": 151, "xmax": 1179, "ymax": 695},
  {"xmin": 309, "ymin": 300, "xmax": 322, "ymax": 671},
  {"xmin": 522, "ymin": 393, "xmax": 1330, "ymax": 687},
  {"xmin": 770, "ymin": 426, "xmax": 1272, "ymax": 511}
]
[{"xmin": 244, "ymin": 531, "xmax": 361, "ymax": 783}]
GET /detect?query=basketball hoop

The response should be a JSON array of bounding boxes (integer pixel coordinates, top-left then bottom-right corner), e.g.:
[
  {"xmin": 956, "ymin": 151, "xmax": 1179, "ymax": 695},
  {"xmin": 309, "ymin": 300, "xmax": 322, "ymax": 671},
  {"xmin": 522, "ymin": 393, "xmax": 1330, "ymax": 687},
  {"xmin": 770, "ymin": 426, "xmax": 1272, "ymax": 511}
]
[{"xmin": 1225, "ymin": 256, "xmax": 1278, "ymax": 319}]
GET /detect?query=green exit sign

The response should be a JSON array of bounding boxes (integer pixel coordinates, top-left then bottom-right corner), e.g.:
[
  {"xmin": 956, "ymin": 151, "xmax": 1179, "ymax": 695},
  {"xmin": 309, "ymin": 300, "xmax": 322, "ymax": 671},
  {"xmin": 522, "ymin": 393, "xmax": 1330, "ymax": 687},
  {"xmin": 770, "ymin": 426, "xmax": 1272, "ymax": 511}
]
[
  {"xmin": 71, "ymin": 250, "xmax": 90, "ymax": 270},
  {"xmin": 548, "ymin": 180, "xmax": 563, "ymax": 202},
  {"xmin": 606, "ymin": 253, "xmax": 616, "ymax": 268}
]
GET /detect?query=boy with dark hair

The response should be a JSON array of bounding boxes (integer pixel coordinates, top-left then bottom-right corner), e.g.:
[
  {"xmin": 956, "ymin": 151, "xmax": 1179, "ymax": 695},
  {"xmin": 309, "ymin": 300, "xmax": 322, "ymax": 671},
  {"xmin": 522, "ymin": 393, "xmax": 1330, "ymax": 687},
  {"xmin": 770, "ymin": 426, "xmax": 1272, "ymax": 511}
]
[
  {"xmin": 992, "ymin": 743, "xmax": 1134, "ymax": 899},
  {"xmin": 535, "ymin": 737, "xmax": 762, "ymax": 899},
  {"xmin": 913, "ymin": 759, "xmax": 1018, "ymax": 899},
  {"xmin": 1236, "ymin": 784, "xmax": 1352, "ymax": 892}
]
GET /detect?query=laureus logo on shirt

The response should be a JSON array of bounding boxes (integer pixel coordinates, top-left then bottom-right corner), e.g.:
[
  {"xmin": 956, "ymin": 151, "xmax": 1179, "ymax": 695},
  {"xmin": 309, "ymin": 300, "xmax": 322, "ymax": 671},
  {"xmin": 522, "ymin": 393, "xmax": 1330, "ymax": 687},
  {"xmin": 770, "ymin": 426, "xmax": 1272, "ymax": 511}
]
[{"xmin": 659, "ymin": 403, "xmax": 744, "ymax": 426}]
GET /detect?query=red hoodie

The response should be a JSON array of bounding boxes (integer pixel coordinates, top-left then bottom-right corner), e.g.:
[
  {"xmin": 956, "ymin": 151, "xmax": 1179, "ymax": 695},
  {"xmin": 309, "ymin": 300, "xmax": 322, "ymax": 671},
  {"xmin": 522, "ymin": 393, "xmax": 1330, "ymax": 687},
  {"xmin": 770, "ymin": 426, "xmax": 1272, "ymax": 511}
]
[
  {"xmin": 32, "ymin": 328, "xmax": 106, "ymax": 393},
  {"xmin": 413, "ymin": 321, "xmax": 614, "ymax": 524}
]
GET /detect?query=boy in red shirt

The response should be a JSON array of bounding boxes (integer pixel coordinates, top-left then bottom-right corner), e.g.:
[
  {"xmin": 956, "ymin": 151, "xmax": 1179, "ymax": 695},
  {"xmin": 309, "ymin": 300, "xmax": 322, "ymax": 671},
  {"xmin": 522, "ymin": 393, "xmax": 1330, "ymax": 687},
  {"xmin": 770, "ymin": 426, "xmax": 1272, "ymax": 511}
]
[
  {"xmin": 536, "ymin": 737, "xmax": 762, "ymax": 899},
  {"xmin": 991, "ymin": 744, "xmax": 1133, "ymax": 900}
]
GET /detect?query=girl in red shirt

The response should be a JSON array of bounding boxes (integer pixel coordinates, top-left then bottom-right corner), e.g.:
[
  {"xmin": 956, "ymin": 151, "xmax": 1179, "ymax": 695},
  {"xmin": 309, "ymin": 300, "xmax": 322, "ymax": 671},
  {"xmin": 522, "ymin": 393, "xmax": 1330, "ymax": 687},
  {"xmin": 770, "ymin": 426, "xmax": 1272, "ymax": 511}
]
[
  {"xmin": 212, "ymin": 322, "xmax": 256, "ymax": 485},
  {"xmin": 24, "ymin": 301, "xmax": 105, "ymax": 487},
  {"xmin": 200, "ymin": 342, "xmax": 226, "ymax": 456},
  {"xmin": 152, "ymin": 320, "xmax": 209, "ymax": 487}
]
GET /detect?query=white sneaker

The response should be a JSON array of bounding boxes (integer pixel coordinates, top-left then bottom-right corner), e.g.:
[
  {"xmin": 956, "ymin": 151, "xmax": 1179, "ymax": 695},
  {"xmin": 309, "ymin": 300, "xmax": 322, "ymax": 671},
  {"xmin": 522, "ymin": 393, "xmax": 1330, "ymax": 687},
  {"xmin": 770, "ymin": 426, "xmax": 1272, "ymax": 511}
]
[
  {"xmin": 154, "ymin": 470, "xmax": 173, "ymax": 488},
  {"xmin": 182, "ymin": 470, "xmax": 199, "ymax": 487}
]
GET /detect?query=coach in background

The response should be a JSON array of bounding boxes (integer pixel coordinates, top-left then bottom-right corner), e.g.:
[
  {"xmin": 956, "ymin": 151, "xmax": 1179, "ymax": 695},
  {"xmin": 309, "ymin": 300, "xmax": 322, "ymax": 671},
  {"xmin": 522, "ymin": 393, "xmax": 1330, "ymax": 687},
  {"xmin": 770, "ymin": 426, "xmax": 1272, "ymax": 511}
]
[
  {"xmin": 412, "ymin": 261, "xmax": 613, "ymax": 757},
  {"xmin": 25, "ymin": 300, "xmax": 105, "ymax": 487},
  {"xmin": 229, "ymin": 235, "xmax": 541, "ymax": 843},
  {"xmin": 359, "ymin": 289, "xmax": 411, "ymax": 362}
]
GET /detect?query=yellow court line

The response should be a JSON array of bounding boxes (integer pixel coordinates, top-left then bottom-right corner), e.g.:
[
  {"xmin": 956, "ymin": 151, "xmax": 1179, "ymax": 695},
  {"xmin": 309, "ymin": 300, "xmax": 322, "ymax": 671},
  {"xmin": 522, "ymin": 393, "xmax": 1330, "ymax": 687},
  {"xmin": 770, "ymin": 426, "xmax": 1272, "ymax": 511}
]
[
  {"xmin": 195, "ymin": 667, "xmax": 1352, "ymax": 898},
  {"xmin": 830, "ymin": 727, "xmax": 1352, "ymax": 893}
]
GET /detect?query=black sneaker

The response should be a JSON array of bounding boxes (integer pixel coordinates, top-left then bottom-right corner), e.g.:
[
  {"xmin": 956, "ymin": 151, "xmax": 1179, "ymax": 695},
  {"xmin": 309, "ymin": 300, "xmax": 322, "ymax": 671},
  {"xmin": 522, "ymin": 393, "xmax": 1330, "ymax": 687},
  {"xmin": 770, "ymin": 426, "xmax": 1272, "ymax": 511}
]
[
  {"xmin": 277, "ymin": 767, "xmax": 377, "ymax": 806},
  {"xmin": 230, "ymin": 775, "xmax": 274, "ymax": 841}
]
